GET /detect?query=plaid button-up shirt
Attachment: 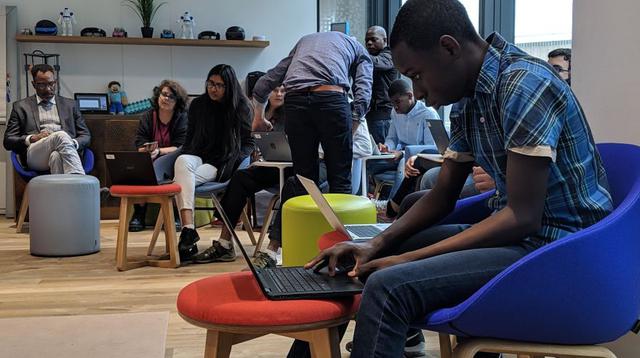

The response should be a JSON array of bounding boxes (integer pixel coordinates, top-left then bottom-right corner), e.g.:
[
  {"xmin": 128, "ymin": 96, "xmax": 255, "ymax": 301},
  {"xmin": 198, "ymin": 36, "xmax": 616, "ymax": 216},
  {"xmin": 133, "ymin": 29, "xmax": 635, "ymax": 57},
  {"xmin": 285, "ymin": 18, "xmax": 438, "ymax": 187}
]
[{"xmin": 445, "ymin": 33, "xmax": 612, "ymax": 245}]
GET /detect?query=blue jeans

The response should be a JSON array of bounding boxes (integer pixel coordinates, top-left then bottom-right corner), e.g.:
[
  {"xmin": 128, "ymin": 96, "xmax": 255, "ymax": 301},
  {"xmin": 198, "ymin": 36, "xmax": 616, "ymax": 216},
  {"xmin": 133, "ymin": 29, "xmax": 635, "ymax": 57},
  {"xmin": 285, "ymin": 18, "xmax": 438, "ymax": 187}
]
[
  {"xmin": 153, "ymin": 148, "xmax": 181, "ymax": 183},
  {"xmin": 350, "ymin": 224, "xmax": 536, "ymax": 357}
]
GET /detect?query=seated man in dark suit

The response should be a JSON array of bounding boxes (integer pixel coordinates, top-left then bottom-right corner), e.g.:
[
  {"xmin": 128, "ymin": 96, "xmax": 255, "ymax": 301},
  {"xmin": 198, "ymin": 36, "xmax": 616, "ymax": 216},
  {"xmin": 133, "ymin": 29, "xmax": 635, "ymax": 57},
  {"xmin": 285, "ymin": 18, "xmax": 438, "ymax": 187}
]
[{"xmin": 4, "ymin": 64, "xmax": 90, "ymax": 174}]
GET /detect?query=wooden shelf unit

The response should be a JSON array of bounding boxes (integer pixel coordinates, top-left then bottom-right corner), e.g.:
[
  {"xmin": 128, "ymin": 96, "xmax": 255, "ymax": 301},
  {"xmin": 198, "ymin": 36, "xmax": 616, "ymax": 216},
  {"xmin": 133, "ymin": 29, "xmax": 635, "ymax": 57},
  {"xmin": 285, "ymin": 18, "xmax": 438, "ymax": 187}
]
[{"xmin": 16, "ymin": 34, "xmax": 269, "ymax": 48}]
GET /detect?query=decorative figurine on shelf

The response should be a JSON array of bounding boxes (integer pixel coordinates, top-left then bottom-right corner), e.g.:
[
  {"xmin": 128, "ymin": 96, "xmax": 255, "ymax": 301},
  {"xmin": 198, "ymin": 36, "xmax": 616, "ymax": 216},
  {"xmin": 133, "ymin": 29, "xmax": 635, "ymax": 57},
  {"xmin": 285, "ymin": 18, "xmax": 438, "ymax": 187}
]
[
  {"xmin": 107, "ymin": 81, "xmax": 128, "ymax": 115},
  {"xmin": 160, "ymin": 29, "xmax": 175, "ymax": 39},
  {"xmin": 178, "ymin": 11, "xmax": 195, "ymax": 39},
  {"xmin": 112, "ymin": 27, "xmax": 127, "ymax": 38},
  {"xmin": 58, "ymin": 8, "xmax": 76, "ymax": 36}
]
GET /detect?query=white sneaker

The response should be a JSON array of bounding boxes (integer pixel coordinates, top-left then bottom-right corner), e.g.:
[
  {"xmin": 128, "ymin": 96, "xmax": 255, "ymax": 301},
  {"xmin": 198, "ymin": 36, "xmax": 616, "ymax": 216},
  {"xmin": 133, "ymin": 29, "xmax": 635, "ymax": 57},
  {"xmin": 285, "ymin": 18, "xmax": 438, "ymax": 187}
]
[{"xmin": 370, "ymin": 199, "xmax": 388, "ymax": 214}]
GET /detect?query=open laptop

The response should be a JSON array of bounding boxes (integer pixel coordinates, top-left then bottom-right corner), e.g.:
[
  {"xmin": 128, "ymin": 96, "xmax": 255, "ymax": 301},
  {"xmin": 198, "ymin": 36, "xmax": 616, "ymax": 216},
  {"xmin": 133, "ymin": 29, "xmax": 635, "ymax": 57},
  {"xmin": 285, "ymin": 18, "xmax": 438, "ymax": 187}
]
[
  {"xmin": 74, "ymin": 93, "xmax": 109, "ymax": 114},
  {"xmin": 218, "ymin": 198, "xmax": 364, "ymax": 300},
  {"xmin": 418, "ymin": 119, "xmax": 450, "ymax": 163},
  {"xmin": 105, "ymin": 151, "xmax": 170, "ymax": 185},
  {"xmin": 297, "ymin": 175, "xmax": 391, "ymax": 241},
  {"xmin": 252, "ymin": 132, "xmax": 292, "ymax": 162}
]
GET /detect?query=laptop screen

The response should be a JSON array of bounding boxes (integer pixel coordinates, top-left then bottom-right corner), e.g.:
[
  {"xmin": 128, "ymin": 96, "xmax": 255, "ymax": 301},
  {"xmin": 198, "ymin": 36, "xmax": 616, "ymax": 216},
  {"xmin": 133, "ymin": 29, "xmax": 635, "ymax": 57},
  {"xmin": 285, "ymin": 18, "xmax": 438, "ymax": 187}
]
[
  {"xmin": 426, "ymin": 119, "xmax": 450, "ymax": 155},
  {"xmin": 74, "ymin": 93, "xmax": 109, "ymax": 113}
]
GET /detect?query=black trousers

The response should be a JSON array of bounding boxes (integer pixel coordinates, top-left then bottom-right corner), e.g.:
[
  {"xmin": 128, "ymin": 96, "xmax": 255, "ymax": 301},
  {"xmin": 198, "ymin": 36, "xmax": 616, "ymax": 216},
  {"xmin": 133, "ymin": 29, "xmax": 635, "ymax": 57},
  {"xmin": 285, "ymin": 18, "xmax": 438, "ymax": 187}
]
[
  {"xmin": 217, "ymin": 166, "xmax": 293, "ymax": 225},
  {"xmin": 285, "ymin": 91, "xmax": 352, "ymax": 194}
]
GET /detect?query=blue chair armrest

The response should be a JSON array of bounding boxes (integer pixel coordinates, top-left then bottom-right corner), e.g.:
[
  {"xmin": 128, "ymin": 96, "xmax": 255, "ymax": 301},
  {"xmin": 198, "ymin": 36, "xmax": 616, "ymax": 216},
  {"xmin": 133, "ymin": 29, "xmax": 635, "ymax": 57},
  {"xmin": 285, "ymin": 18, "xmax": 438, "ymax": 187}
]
[
  {"xmin": 10, "ymin": 151, "xmax": 38, "ymax": 180},
  {"xmin": 438, "ymin": 190, "xmax": 494, "ymax": 225},
  {"xmin": 82, "ymin": 148, "xmax": 95, "ymax": 173}
]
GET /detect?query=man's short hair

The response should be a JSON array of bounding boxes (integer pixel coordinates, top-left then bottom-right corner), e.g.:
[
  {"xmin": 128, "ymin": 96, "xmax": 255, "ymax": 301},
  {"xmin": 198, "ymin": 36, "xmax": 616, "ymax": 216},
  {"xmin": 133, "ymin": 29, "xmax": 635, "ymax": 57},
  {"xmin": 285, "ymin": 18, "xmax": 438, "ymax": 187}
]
[
  {"xmin": 388, "ymin": 79, "xmax": 413, "ymax": 98},
  {"xmin": 30, "ymin": 64, "xmax": 55, "ymax": 79},
  {"xmin": 390, "ymin": 0, "xmax": 477, "ymax": 51},
  {"xmin": 548, "ymin": 48, "xmax": 571, "ymax": 62}
]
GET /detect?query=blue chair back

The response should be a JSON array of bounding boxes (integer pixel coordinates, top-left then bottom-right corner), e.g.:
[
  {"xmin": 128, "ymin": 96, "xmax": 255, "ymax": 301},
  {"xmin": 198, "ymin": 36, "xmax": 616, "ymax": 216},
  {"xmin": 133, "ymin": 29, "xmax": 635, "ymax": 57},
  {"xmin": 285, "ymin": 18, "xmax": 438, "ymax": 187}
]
[
  {"xmin": 420, "ymin": 143, "xmax": 640, "ymax": 345},
  {"xmin": 195, "ymin": 156, "xmax": 251, "ymax": 196}
]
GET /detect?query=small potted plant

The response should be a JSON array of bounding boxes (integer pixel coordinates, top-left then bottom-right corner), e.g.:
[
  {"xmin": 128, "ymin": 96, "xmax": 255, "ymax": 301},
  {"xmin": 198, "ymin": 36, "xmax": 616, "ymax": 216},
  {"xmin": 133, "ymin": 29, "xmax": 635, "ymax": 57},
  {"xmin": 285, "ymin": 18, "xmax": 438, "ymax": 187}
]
[{"xmin": 122, "ymin": 0, "xmax": 166, "ymax": 38}]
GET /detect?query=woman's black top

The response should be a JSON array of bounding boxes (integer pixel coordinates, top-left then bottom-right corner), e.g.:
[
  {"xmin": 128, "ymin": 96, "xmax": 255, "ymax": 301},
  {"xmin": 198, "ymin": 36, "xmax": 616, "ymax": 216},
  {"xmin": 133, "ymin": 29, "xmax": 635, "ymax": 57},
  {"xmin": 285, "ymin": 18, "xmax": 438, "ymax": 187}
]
[
  {"xmin": 181, "ymin": 94, "xmax": 254, "ymax": 179},
  {"xmin": 134, "ymin": 109, "xmax": 188, "ymax": 149}
]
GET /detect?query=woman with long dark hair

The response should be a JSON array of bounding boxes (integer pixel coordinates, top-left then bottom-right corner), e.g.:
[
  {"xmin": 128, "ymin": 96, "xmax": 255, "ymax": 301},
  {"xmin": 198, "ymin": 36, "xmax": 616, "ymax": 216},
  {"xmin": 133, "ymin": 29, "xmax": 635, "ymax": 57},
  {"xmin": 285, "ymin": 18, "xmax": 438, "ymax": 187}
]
[
  {"xmin": 174, "ymin": 64, "xmax": 254, "ymax": 262},
  {"xmin": 129, "ymin": 79, "xmax": 188, "ymax": 232}
]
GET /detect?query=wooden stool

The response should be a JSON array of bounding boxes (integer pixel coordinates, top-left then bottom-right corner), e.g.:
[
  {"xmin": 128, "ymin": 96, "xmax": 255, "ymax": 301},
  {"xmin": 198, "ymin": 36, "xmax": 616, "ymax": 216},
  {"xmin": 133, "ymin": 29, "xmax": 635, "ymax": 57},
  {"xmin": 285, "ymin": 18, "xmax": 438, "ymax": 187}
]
[
  {"xmin": 110, "ymin": 184, "xmax": 181, "ymax": 271},
  {"xmin": 177, "ymin": 271, "xmax": 360, "ymax": 358}
]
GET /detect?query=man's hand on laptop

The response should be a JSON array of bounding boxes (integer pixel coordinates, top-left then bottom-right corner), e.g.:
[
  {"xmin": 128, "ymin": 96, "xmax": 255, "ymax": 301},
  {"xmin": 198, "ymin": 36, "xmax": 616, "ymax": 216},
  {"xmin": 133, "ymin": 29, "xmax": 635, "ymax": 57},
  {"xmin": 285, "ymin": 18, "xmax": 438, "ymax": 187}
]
[
  {"xmin": 404, "ymin": 155, "xmax": 420, "ymax": 178},
  {"xmin": 305, "ymin": 240, "xmax": 377, "ymax": 278},
  {"xmin": 390, "ymin": 150, "xmax": 403, "ymax": 162},
  {"xmin": 378, "ymin": 143, "xmax": 389, "ymax": 153}
]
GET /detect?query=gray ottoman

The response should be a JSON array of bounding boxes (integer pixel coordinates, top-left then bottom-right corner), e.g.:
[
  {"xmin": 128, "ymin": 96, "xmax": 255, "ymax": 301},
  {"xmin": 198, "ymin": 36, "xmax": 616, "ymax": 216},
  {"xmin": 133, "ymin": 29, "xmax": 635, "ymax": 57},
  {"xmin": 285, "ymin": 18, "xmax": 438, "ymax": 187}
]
[{"xmin": 29, "ymin": 174, "xmax": 100, "ymax": 256}]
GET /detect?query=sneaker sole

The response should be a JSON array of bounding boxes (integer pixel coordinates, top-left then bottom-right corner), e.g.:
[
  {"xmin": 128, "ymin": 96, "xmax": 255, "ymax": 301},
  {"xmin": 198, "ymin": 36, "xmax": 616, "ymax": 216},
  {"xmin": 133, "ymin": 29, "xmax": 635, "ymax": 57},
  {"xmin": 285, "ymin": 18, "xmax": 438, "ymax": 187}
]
[{"xmin": 192, "ymin": 255, "xmax": 237, "ymax": 264}]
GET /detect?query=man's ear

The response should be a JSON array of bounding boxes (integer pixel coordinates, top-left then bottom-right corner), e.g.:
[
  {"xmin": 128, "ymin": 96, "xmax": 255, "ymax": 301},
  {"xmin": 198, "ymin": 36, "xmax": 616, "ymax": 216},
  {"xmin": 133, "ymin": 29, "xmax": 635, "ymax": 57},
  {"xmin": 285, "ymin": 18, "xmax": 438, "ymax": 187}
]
[{"xmin": 439, "ymin": 35, "xmax": 462, "ymax": 59}]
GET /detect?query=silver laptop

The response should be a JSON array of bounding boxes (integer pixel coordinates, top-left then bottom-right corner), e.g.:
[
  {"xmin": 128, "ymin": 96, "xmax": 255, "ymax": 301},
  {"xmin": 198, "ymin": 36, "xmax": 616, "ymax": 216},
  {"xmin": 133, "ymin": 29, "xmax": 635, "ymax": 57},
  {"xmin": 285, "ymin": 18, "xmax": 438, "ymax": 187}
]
[
  {"xmin": 253, "ymin": 131, "xmax": 292, "ymax": 162},
  {"xmin": 418, "ymin": 119, "xmax": 450, "ymax": 163},
  {"xmin": 297, "ymin": 175, "xmax": 390, "ymax": 241}
]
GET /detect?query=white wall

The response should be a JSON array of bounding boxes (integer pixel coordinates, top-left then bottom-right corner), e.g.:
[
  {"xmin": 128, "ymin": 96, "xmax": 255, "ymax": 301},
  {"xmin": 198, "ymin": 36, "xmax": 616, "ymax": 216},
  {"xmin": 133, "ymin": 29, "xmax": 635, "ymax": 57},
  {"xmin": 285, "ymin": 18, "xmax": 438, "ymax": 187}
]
[
  {"xmin": 572, "ymin": 0, "xmax": 640, "ymax": 146},
  {"xmin": 14, "ymin": 0, "xmax": 316, "ymax": 100},
  {"xmin": 573, "ymin": 1, "xmax": 640, "ymax": 356}
]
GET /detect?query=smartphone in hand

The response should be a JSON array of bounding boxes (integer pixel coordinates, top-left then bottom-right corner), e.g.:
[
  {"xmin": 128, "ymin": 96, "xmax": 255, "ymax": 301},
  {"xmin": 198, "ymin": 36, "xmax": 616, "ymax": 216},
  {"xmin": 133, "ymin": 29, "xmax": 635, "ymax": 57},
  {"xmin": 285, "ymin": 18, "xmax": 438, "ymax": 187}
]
[{"xmin": 143, "ymin": 141, "xmax": 158, "ymax": 152}]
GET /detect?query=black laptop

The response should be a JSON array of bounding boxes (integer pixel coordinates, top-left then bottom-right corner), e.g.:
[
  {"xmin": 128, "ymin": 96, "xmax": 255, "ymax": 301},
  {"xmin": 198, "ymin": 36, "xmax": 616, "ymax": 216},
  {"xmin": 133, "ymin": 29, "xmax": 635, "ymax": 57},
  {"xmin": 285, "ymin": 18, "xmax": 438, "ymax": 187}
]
[
  {"xmin": 104, "ymin": 151, "xmax": 168, "ymax": 185},
  {"xmin": 74, "ymin": 93, "xmax": 109, "ymax": 114},
  {"xmin": 218, "ymin": 200, "xmax": 364, "ymax": 300},
  {"xmin": 252, "ymin": 131, "xmax": 292, "ymax": 162}
]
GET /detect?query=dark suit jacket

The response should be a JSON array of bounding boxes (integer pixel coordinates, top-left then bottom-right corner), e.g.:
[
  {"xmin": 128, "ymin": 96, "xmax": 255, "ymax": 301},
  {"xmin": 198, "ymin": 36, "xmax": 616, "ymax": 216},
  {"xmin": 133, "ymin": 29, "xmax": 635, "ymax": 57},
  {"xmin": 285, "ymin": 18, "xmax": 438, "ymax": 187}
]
[{"xmin": 3, "ymin": 95, "xmax": 91, "ymax": 162}]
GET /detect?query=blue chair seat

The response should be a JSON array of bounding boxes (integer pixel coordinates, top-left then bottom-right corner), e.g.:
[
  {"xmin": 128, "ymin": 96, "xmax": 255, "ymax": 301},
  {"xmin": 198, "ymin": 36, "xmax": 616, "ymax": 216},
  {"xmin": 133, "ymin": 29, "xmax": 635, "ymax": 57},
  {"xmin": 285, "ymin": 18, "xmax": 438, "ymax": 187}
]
[{"xmin": 413, "ymin": 143, "xmax": 640, "ymax": 357}]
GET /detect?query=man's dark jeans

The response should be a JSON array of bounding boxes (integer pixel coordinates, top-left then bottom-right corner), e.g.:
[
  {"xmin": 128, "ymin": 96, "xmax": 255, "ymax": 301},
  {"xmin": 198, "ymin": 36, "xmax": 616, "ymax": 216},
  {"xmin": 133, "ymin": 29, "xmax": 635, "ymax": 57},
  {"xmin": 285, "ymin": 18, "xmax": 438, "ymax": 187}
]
[
  {"xmin": 367, "ymin": 118, "xmax": 391, "ymax": 145},
  {"xmin": 285, "ymin": 91, "xmax": 352, "ymax": 194}
]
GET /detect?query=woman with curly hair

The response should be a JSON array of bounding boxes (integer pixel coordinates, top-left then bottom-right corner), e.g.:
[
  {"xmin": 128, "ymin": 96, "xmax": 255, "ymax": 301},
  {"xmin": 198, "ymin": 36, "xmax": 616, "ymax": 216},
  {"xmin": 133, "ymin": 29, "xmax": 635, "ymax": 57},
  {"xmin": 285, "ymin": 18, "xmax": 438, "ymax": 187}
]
[{"xmin": 129, "ymin": 79, "xmax": 188, "ymax": 232}]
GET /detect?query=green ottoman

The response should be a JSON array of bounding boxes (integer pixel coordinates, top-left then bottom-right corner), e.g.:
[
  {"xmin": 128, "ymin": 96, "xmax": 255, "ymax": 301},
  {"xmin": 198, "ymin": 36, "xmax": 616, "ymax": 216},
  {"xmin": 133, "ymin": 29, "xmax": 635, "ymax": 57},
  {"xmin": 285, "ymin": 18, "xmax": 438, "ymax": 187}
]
[{"xmin": 282, "ymin": 194, "xmax": 375, "ymax": 266}]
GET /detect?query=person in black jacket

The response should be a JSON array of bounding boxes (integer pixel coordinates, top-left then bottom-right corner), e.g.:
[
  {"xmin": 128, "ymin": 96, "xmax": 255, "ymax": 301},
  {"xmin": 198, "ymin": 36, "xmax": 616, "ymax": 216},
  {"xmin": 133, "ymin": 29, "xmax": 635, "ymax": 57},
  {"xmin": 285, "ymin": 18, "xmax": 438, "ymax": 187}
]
[
  {"xmin": 174, "ymin": 64, "xmax": 254, "ymax": 262},
  {"xmin": 365, "ymin": 26, "xmax": 401, "ymax": 144},
  {"xmin": 128, "ymin": 79, "xmax": 188, "ymax": 232}
]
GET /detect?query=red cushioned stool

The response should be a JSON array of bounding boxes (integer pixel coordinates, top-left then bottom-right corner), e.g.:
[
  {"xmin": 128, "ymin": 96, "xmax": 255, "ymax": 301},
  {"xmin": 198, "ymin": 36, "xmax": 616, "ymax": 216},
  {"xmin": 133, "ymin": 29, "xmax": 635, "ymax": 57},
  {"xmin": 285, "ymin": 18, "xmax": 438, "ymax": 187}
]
[
  {"xmin": 177, "ymin": 271, "xmax": 360, "ymax": 358},
  {"xmin": 110, "ymin": 184, "xmax": 181, "ymax": 271},
  {"xmin": 318, "ymin": 230, "xmax": 350, "ymax": 251}
]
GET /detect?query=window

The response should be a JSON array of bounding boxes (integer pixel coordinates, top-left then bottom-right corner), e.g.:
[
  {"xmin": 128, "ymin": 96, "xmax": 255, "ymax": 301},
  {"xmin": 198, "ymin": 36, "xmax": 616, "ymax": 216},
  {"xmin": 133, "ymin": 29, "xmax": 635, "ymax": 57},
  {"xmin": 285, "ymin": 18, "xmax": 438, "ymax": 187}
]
[
  {"xmin": 399, "ymin": 0, "xmax": 480, "ymax": 129},
  {"xmin": 401, "ymin": 0, "xmax": 479, "ymax": 30},
  {"xmin": 318, "ymin": 0, "xmax": 368, "ymax": 44},
  {"xmin": 515, "ymin": 0, "xmax": 572, "ymax": 60}
]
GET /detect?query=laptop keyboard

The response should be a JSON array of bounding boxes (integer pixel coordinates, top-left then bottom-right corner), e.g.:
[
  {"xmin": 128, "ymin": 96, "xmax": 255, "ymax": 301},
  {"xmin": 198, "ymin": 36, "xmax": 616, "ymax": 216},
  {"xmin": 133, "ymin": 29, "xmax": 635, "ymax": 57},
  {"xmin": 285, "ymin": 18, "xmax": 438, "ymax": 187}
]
[
  {"xmin": 347, "ymin": 225, "xmax": 382, "ymax": 238},
  {"xmin": 264, "ymin": 267, "xmax": 332, "ymax": 293}
]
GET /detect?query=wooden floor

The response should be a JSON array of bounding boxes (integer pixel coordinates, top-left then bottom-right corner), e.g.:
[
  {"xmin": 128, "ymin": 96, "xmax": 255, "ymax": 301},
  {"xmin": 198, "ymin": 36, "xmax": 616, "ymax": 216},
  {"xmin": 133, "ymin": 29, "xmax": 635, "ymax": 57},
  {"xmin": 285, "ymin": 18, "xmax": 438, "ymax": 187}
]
[{"xmin": 0, "ymin": 217, "xmax": 443, "ymax": 358}]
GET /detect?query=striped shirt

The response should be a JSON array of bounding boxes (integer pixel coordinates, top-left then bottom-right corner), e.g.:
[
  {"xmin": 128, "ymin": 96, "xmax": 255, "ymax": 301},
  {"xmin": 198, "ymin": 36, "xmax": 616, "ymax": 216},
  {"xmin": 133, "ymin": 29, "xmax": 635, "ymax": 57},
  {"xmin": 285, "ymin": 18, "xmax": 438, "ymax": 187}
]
[
  {"xmin": 36, "ymin": 95, "xmax": 62, "ymax": 134},
  {"xmin": 445, "ymin": 33, "xmax": 612, "ymax": 244}
]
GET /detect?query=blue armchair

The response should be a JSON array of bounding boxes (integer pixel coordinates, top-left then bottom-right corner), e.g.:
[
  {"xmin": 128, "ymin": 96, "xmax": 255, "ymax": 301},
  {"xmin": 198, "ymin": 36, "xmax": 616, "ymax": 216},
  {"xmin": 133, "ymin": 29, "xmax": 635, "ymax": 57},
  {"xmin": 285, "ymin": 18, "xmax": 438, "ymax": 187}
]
[
  {"xmin": 415, "ymin": 143, "xmax": 640, "ymax": 358},
  {"xmin": 11, "ymin": 149, "xmax": 95, "ymax": 233}
]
